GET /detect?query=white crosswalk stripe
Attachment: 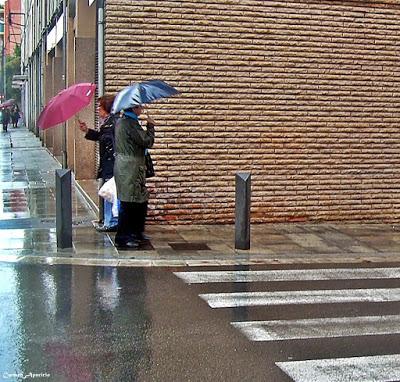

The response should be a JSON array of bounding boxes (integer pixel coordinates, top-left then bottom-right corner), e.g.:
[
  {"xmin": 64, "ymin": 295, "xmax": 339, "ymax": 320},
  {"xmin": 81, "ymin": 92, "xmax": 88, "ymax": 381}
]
[
  {"xmin": 276, "ymin": 354, "xmax": 400, "ymax": 382},
  {"xmin": 232, "ymin": 315, "xmax": 400, "ymax": 341},
  {"xmin": 174, "ymin": 267, "xmax": 400, "ymax": 381},
  {"xmin": 174, "ymin": 267, "xmax": 400, "ymax": 284},
  {"xmin": 200, "ymin": 288, "xmax": 400, "ymax": 308}
]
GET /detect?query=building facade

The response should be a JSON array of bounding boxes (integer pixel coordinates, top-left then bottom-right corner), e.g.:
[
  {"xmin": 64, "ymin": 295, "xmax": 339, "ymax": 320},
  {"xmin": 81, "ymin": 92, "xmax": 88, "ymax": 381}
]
[
  {"xmin": 22, "ymin": 0, "xmax": 400, "ymax": 224},
  {"xmin": 21, "ymin": 0, "xmax": 98, "ymax": 178},
  {"xmin": 4, "ymin": 0, "xmax": 22, "ymax": 56},
  {"xmin": 0, "ymin": 5, "xmax": 4, "ymax": 101}
]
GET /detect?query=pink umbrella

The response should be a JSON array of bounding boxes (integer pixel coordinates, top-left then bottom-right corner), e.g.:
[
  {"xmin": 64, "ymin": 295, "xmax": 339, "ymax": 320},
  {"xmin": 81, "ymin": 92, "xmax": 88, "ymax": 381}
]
[
  {"xmin": 0, "ymin": 99, "xmax": 15, "ymax": 108},
  {"xmin": 38, "ymin": 83, "xmax": 96, "ymax": 130}
]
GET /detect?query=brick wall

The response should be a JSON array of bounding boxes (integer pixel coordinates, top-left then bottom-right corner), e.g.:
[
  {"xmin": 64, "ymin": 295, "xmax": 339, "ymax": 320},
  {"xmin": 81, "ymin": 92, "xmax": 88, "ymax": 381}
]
[{"xmin": 105, "ymin": 0, "xmax": 400, "ymax": 224}]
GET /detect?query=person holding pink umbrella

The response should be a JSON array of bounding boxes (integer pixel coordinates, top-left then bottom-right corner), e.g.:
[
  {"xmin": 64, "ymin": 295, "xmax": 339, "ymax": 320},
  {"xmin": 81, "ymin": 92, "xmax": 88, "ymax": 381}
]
[
  {"xmin": 38, "ymin": 83, "xmax": 96, "ymax": 130},
  {"xmin": 38, "ymin": 83, "xmax": 120, "ymax": 232},
  {"xmin": 78, "ymin": 94, "xmax": 119, "ymax": 232}
]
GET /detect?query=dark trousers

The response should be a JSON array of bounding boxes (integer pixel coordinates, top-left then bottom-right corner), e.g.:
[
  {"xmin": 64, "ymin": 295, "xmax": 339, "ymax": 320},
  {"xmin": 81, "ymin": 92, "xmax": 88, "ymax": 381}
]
[{"xmin": 115, "ymin": 201, "xmax": 148, "ymax": 244}]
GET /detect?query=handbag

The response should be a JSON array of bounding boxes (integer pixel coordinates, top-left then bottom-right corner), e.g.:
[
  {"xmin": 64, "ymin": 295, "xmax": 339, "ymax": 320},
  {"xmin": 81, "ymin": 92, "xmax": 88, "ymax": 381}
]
[{"xmin": 145, "ymin": 151, "xmax": 155, "ymax": 178}]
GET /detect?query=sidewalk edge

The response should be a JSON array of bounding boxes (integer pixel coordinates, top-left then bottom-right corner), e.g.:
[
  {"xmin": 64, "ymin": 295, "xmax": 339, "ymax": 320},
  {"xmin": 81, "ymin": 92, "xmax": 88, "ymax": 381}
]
[{"xmin": 75, "ymin": 179, "xmax": 99, "ymax": 215}]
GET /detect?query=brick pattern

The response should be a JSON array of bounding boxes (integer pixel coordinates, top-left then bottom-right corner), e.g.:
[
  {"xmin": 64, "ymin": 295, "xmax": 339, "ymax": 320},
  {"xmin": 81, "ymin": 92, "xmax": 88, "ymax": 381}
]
[{"xmin": 105, "ymin": 0, "xmax": 400, "ymax": 224}]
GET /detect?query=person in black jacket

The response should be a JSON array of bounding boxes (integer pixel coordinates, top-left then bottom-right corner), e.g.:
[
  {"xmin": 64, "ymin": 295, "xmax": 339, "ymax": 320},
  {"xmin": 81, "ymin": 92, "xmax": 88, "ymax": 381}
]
[
  {"xmin": 2, "ymin": 108, "xmax": 10, "ymax": 132},
  {"xmin": 78, "ymin": 95, "xmax": 118, "ymax": 232},
  {"xmin": 11, "ymin": 105, "xmax": 19, "ymax": 128}
]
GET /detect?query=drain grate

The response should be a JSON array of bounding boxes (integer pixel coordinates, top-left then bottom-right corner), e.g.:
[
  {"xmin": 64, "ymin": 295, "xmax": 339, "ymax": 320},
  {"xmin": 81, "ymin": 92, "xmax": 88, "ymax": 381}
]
[{"xmin": 168, "ymin": 242, "xmax": 210, "ymax": 251}]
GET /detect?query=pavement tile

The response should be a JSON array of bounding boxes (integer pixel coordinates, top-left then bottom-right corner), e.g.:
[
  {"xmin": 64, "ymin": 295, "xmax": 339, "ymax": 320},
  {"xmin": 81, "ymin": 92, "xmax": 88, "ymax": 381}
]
[
  {"xmin": 156, "ymin": 248, "xmax": 176, "ymax": 256},
  {"xmin": 207, "ymin": 242, "xmax": 236, "ymax": 253},
  {"xmin": 241, "ymin": 246, "xmax": 275, "ymax": 255},
  {"xmin": 347, "ymin": 245, "xmax": 377, "ymax": 253},
  {"xmin": 145, "ymin": 232, "xmax": 183, "ymax": 242},
  {"xmin": 252, "ymin": 234, "xmax": 290, "ymax": 245},
  {"xmin": 272, "ymin": 224, "xmax": 310, "ymax": 234},
  {"xmin": 264, "ymin": 243, "xmax": 313, "ymax": 254}
]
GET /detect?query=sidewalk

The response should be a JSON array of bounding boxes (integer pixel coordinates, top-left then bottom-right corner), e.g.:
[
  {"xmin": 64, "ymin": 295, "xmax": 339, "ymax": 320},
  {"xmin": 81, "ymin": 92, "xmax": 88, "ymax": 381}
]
[{"xmin": 1, "ymin": 127, "xmax": 400, "ymax": 267}]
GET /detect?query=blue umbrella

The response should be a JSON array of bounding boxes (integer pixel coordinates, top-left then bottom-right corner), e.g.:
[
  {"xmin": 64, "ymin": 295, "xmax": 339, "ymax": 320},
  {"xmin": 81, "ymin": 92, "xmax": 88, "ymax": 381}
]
[{"xmin": 111, "ymin": 80, "xmax": 179, "ymax": 114}]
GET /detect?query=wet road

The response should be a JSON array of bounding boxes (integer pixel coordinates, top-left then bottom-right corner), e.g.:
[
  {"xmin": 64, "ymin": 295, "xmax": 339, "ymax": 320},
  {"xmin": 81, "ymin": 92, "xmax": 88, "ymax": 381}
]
[{"xmin": 1, "ymin": 262, "xmax": 400, "ymax": 382}]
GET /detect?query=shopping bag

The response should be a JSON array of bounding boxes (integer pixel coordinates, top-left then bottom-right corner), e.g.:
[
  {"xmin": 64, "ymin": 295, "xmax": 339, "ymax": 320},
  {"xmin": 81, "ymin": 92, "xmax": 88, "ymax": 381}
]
[{"xmin": 98, "ymin": 177, "xmax": 117, "ymax": 203}]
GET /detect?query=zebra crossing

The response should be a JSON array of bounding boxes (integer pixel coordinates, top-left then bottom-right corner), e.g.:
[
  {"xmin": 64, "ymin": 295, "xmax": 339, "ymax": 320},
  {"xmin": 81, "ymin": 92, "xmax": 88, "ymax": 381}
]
[{"xmin": 174, "ymin": 266, "xmax": 400, "ymax": 382}]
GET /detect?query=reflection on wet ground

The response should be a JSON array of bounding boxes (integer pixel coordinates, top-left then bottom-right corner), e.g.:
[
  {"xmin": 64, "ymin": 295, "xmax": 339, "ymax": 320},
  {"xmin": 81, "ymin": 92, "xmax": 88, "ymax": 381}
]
[
  {"xmin": 0, "ymin": 263, "xmax": 153, "ymax": 382},
  {"xmin": 8, "ymin": 261, "xmax": 398, "ymax": 382},
  {"xmin": 0, "ymin": 129, "xmax": 114, "ymax": 261},
  {"xmin": 0, "ymin": 262, "xmax": 290, "ymax": 382}
]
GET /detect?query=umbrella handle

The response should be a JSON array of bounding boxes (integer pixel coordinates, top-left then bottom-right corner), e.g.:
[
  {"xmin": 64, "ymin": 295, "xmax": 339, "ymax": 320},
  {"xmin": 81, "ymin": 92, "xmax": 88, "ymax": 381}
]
[
  {"xmin": 141, "ymin": 113, "xmax": 156, "ymax": 126},
  {"xmin": 77, "ymin": 118, "xmax": 88, "ymax": 133}
]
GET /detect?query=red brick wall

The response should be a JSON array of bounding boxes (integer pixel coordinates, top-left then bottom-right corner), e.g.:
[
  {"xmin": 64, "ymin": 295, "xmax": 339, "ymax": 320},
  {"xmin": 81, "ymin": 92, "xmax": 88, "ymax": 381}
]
[
  {"xmin": 5, "ymin": 0, "xmax": 22, "ymax": 56},
  {"xmin": 105, "ymin": 0, "xmax": 400, "ymax": 224}
]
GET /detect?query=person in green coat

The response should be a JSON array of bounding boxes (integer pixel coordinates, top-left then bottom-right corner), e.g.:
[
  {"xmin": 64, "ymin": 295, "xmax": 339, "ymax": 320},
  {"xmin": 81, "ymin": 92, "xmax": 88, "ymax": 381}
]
[{"xmin": 114, "ymin": 104, "xmax": 155, "ymax": 250}]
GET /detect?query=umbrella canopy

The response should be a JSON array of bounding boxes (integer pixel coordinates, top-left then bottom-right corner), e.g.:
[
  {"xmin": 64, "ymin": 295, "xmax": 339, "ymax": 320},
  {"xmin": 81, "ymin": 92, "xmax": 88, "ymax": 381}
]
[
  {"xmin": 111, "ymin": 80, "xmax": 179, "ymax": 114},
  {"xmin": 0, "ymin": 99, "xmax": 16, "ymax": 108},
  {"xmin": 38, "ymin": 83, "xmax": 96, "ymax": 130}
]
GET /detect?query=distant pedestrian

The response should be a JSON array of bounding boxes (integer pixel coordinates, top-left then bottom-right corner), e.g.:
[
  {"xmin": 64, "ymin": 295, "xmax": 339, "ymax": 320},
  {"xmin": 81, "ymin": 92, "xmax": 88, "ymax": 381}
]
[
  {"xmin": 11, "ymin": 105, "xmax": 19, "ymax": 128},
  {"xmin": 114, "ymin": 105, "xmax": 155, "ymax": 250},
  {"xmin": 2, "ymin": 108, "xmax": 10, "ymax": 132},
  {"xmin": 78, "ymin": 94, "xmax": 119, "ymax": 232}
]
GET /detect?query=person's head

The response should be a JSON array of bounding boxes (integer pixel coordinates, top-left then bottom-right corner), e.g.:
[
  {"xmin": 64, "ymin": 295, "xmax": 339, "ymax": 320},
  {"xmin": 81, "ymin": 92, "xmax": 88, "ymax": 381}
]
[
  {"xmin": 131, "ymin": 104, "xmax": 144, "ymax": 116},
  {"xmin": 97, "ymin": 95, "xmax": 115, "ymax": 118}
]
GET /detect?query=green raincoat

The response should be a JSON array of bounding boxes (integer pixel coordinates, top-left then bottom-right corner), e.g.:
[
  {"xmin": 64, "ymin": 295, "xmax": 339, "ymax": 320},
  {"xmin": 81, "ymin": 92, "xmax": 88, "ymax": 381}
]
[{"xmin": 114, "ymin": 115, "xmax": 155, "ymax": 203}]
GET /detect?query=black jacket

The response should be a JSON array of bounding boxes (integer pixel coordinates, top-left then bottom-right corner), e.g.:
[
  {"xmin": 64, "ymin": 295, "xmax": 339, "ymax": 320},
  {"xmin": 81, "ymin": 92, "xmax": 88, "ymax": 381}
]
[
  {"xmin": 85, "ymin": 114, "xmax": 117, "ymax": 180},
  {"xmin": 2, "ymin": 109, "xmax": 10, "ymax": 124}
]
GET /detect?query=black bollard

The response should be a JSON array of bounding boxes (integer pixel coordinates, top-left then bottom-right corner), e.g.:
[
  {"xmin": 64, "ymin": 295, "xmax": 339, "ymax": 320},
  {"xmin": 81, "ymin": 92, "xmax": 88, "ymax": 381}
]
[
  {"xmin": 235, "ymin": 172, "xmax": 251, "ymax": 250},
  {"xmin": 56, "ymin": 169, "xmax": 73, "ymax": 248}
]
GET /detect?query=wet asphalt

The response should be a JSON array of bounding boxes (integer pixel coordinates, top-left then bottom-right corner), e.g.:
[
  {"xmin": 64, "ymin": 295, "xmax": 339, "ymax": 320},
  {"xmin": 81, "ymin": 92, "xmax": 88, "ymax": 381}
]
[{"xmin": 1, "ymin": 262, "xmax": 400, "ymax": 382}]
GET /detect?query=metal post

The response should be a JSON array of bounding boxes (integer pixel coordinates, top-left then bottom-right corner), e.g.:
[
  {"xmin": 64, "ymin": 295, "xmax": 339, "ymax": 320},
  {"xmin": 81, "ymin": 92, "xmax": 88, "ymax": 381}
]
[
  {"xmin": 235, "ymin": 172, "xmax": 251, "ymax": 250},
  {"xmin": 56, "ymin": 169, "xmax": 73, "ymax": 248},
  {"xmin": 61, "ymin": 0, "xmax": 68, "ymax": 168}
]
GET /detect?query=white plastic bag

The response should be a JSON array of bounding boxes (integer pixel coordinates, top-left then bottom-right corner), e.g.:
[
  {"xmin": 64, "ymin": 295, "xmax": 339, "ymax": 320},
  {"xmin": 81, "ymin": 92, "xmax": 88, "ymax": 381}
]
[
  {"xmin": 99, "ymin": 177, "xmax": 117, "ymax": 203},
  {"xmin": 99, "ymin": 177, "xmax": 119, "ymax": 217}
]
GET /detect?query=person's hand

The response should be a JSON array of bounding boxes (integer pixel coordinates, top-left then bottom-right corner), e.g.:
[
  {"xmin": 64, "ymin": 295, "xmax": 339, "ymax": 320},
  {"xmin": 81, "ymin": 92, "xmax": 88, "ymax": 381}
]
[
  {"xmin": 141, "ymin": 114, "xmax": 155, "ymax": 126},
  {"xmin": 78, "ymin": 119, "xmax": 88, "ymax": 133}
]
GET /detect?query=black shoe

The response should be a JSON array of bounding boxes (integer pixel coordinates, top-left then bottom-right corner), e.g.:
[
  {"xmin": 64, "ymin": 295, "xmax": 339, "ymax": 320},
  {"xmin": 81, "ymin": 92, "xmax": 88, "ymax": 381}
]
[
  {"xmin": 95, "ymin": 224, "xmax": 118, "ymax": 233},
  {"xmin": 115, "ymin": 240, "xmax": 140, "ymax": 250}
]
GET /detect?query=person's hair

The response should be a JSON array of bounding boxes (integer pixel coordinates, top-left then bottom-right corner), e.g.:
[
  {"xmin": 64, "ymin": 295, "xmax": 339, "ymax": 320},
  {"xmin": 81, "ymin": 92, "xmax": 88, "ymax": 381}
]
[{"xmin": 98, "ymin": 94, "xmax": 115, "ymax": 114}]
